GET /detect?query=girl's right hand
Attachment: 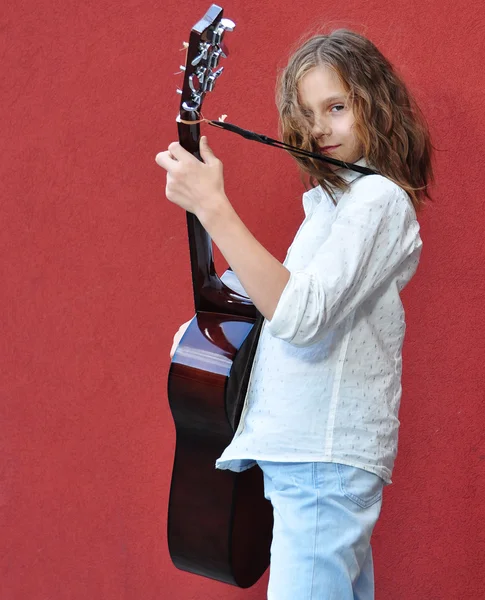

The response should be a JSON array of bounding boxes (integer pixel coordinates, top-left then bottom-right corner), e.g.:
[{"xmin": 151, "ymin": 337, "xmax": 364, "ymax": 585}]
[{"xmin": 170, "ymin": 319, "xmax": 192, "ymax": 358}]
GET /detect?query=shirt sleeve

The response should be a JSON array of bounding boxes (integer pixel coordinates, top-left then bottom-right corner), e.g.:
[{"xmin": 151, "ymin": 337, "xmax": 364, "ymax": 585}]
[{"xmin": 266, "ymin": 177, "xmax": 422, "ymax": 347}]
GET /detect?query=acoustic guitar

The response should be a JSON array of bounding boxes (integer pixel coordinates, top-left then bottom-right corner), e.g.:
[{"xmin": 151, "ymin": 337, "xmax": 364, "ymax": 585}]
[{"xmin": 166, "ymin": 4, "xmax": 273, "ymax": 588}]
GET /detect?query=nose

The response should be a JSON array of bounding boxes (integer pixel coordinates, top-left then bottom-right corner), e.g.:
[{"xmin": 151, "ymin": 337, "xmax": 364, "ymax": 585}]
[{"xmin": 311, "ymin": 116, "xmax": 331, "ymax": 139}]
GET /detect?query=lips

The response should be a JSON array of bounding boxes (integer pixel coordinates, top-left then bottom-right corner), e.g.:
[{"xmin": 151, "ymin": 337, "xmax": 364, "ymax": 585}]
[{"xmin": 319, "ymin": 145, "xmax": 340, "ymax": 153}]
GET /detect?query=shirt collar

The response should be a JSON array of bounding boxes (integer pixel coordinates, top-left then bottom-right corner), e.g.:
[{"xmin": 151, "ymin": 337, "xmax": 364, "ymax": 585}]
[
  {"xmin": 302, "ymin": 157, "xmax": 374, "ymax": 216},
  {"xmin": 335, "ymin": 157, "xmax": 372, "ymax": 184}
]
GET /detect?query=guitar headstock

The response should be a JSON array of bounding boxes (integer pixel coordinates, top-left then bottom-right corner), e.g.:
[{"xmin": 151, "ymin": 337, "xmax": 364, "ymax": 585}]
[{"xmin": 177, "ymin": 5, "xmax": 235, "ymax": 116}]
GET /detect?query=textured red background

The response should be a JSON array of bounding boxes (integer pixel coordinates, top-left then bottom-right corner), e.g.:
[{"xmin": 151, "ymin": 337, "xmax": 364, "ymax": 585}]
[{"xmin": 1, "ymin": 0, "xmax": 484, "ymax": 598}]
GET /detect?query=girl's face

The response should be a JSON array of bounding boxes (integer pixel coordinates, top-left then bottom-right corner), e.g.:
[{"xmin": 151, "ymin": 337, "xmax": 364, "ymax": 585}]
[{"xmin": 297, "ymin": 65, "xmax": 363, "ymax": 166}]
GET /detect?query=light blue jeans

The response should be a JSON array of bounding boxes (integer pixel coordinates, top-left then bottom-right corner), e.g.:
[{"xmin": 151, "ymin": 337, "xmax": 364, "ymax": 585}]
[{"xmin": 257, "ymin": 461, "xmax": 385, "ymax": 600}]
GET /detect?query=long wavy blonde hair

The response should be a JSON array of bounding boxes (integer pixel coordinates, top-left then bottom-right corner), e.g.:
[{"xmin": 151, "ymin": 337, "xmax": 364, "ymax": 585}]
[{"xmin": 276, "ymin": 29, "xmax": 433, "ymax": 211}]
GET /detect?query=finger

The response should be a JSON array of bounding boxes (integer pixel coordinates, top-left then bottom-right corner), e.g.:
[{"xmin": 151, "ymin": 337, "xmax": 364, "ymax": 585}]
[
  {"xmin": 180, "ymin": 320, "xmax": 191, "ymax": 333},
  {"xmin": 199, "ymin": 136, "xmax": 216, "ymax": 164},
  {"xmin": 168, "ymin": 141, "xmax": 195, "ymax": 162},
  {"xmin": 170, "ymin": 337, "xmax": 181, "ymax": 358},
  {"xmin": 155, "ymin": 150, "xmax": 176, "ymax": 170}
]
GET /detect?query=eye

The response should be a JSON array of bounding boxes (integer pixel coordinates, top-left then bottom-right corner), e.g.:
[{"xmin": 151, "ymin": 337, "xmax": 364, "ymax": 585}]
[{"xmin": 331, "ymin": 104, "xmax": 345, "ymax": 112}]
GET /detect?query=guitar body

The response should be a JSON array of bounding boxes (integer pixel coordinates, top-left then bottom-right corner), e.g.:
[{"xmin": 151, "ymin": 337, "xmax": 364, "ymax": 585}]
[
  {"xmin": 165, "ymin": 5, "xmax": 272, "ymax": 588},
  {"xmin": 167, "ymin": 310, "xmax": 272, "ymax": 587}
]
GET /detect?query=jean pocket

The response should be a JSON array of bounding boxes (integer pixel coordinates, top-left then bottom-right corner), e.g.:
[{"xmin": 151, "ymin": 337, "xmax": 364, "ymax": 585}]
[{"xmin": 336, "ymin": 463, "xmax": 384, "ymax": 509}]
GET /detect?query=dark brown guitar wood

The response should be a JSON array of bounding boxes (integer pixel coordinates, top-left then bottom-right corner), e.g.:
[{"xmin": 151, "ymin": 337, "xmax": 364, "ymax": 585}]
[
  {"xmin": 166, "ymin": 5, "xmax": 273, "ymax": 588},
  {"xmin": 168, "ymin": 312, "xmax": 272, "ymax": 587}
]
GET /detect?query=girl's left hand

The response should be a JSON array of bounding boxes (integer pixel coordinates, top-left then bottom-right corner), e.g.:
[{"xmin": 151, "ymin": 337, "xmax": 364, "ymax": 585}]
[{"xmin": 155, "ymin": 136, "xmax": 228, "ymax": 219}]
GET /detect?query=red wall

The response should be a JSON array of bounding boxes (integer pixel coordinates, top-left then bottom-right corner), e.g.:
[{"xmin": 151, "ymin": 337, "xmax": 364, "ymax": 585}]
[{"xmin": 2, "ymin": 0, "xmax": 484, "ymax": 598}]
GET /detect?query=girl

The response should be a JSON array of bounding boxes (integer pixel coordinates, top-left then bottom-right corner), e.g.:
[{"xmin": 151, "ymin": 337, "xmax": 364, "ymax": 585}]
[{"xmin": 156, "ymin": 28, "xmax": 433, "ymax": 600}]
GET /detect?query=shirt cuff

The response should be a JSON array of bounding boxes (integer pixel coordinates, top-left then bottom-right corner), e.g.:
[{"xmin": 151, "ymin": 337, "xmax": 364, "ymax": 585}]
[{"xmin": 266, "ymin": 270, "xmax": 312, "ymax": 343}]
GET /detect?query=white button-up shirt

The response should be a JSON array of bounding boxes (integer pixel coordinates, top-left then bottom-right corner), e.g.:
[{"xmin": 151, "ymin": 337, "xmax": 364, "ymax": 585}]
[{"xmin": 216, "ymin": 160, "xmax": 422, "ymax": 484}]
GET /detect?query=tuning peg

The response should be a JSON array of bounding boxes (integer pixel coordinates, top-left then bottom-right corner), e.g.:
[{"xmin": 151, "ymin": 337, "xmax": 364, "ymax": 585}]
[
  {"xmin": 176, "ymin": 88, "xmax": 183, "ymax": 95},
  {"xmin": 212, "ymin": 18, "xmax": 236, "ymax": 46},
  {"xmin": 220, "ymin": 18, "xmax": 235, "ymax": 31},
  {"xmin": 179, "ymin": 65, "xmax": 186, "ymax": 71},
  {"xmin": 206, "ymin": 67, "xmax": 224, "ymax": 92},
  {"xmin": 192, "ymin": 42, "xmax": 210, "ymax": 67},
  {"xmin": 220, "ymin": 41, "xmax": 229, "ymax": 58}
]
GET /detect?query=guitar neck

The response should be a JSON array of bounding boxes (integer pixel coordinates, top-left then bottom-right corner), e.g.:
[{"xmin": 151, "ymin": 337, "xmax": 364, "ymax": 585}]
[{"xmin": 178, "ymin": 116, "xmax": 256, "ymax": 318}]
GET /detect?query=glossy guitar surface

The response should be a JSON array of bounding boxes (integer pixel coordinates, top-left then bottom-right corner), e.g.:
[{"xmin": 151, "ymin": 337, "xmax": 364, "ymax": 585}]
[
  {"xmin": 165, "ymin": 5, "xmax": 272, "ymax": 588},
  {"xmin": 168, "ymin": 309, "xmax": 272, "ymax": 587}
]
